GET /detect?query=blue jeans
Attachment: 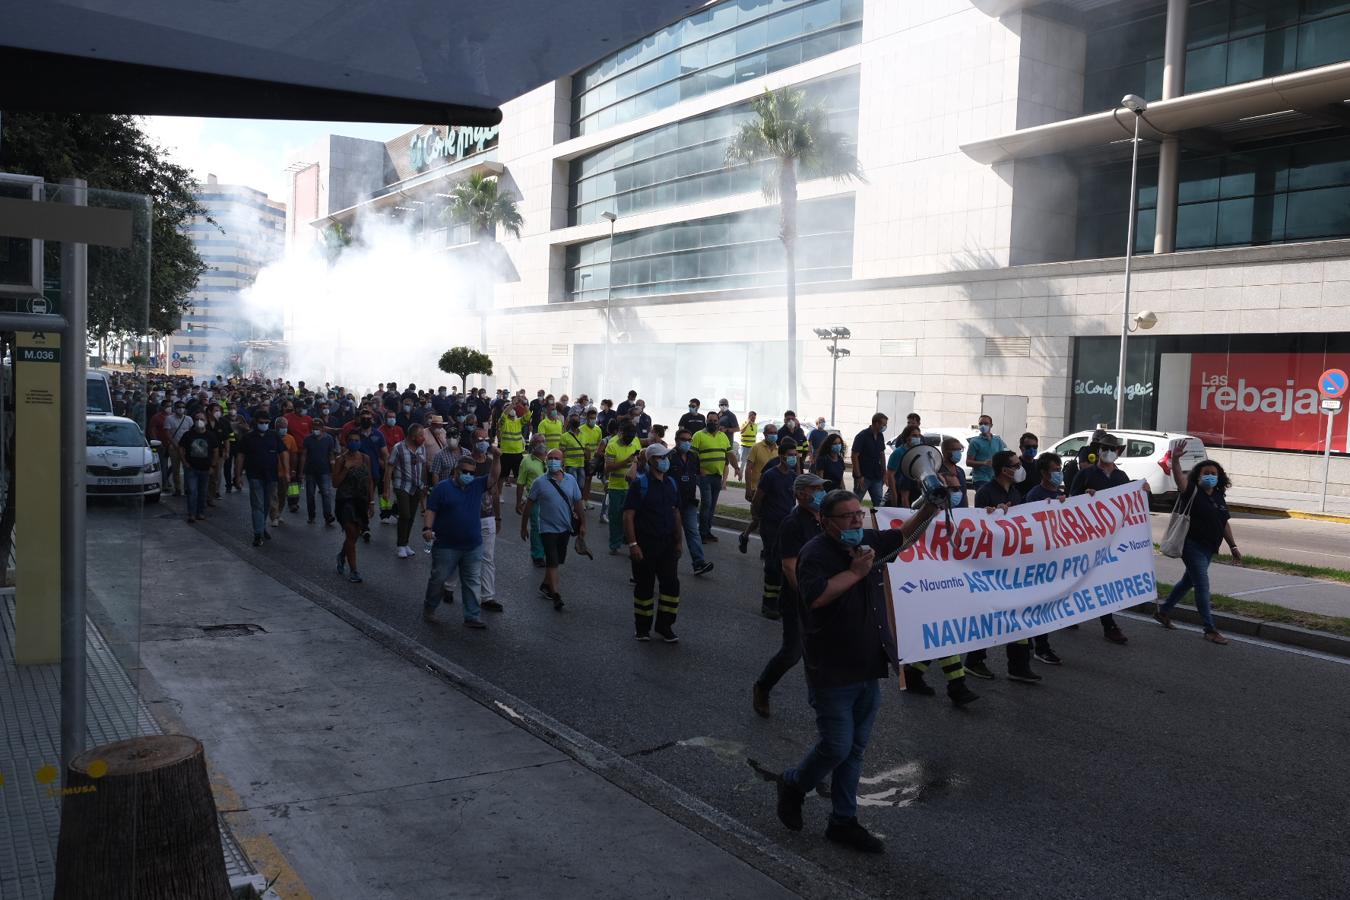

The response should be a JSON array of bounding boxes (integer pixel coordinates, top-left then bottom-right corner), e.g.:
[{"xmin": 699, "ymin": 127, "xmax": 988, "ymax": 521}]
[
  {"xmin": 784, "ymin": 679, "xmax": 881, "ymax": 823},
  {"xmin": 853, "ymin": 475, "xmax": 884, "ymax": 507},
  {"xmin": 529, "ymin": 506, "xmax": 545, "ymax": 561},
  {"xmin": 425, "ymin": 545, "xmax": 483, "ymax": 621},
  {"xmin": 698, "ymin": 473, "xmax": 722, "ymax": 538},
  {"xmin": 184, "ymin": 468, "xmax": 209, "ymax": 518},
  {"xmin": 680, "ymin": 502, "xmax": 705, "ymax": 566},
  {"xmin": 247, "ymin": 477, "xmax": 276, "ymax": 536},
  {"xmin": 1161, "ymin": 539, "xmax": 1217, "ymax": 632},
  {"xmin": 306, "ymin": 472, "xmax": 335, "ymax": 521},
  {"xmin": 608, "ymin": 488, "xmax": 627, "ymax": 551}
]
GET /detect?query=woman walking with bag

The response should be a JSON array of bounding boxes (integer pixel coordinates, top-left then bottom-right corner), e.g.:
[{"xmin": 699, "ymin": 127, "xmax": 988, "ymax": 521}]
[
  {"xmin": 1155, "ymin": 439, "xmax": 1241, "ymax": 644},
  {"xmin": 333, "ymin": 433, "xmax": 376, "ymax": 583}
]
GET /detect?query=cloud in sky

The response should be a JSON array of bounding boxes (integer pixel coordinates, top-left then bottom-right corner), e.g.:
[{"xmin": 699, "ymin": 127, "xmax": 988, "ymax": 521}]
[{"xmin": 142, "ymin": 116, "xmax": 416, "ymax": 201}]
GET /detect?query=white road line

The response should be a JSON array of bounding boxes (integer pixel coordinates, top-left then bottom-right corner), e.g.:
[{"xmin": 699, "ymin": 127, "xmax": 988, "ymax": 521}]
[
  {"xmin": 1227, "ymin": 583, "xmax": 1319, "ymax": 598},
  {"xmin": 1115, "ymin": 611, "xmax": 1350, "ymax": 666},
  {"xmin": 1275, "ymin": 545, "xmax": 1340, "ymax": 558}
]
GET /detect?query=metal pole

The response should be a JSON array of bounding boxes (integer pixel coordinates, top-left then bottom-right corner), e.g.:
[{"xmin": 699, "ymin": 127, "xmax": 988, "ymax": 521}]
[
  {"xmin": 829, "ymin": 338, "xmax": 839, "ymax": 425},
  {"xmin": 1115, "ymin": 112, "xmax": 1142, "ymax": 430},
  {"xmin": 59, "ymin": 178, "xmax": 88, "ymax": 779},
  {"xmin": 601, "ymin": 219, "xmax": 614, "ymax": 402},
  {"xmin": 1321, "ymin": 411, "xmax": 1335, "ymax": 514}
]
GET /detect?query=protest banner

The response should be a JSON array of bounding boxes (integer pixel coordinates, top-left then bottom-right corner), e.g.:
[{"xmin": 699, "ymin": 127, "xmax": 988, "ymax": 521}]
[{"xmin": 874, "ymin": 482, "xmax": 1156, "ymax": 662}]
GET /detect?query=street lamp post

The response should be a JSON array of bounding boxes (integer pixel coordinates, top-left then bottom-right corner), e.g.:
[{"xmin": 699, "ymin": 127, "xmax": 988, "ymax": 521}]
[
  {"xmin": 814, "ymin": 326, "xmax": 851, "ymax": 425},
  {"xmin": 1115, "ymin": 94, "xmax": 1147, "ymax": 430},
  {"xmin": 600, "ymin": 211, "xmax": 616, "ymax": 403}
]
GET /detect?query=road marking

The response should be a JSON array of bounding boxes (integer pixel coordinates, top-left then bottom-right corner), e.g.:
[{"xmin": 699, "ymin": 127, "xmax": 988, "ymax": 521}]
[
  {"xmin": 1116, "ymin": 611, "xmax": 1350, "ymax": 666},
  {"xmin": 1227, "ymin": 583, "xmax": 1324, "ymax": 598}
]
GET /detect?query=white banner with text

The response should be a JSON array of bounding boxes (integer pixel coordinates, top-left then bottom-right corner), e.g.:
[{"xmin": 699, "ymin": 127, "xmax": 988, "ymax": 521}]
[{"xmin": 874, "ymin": 483, "xmax": 1156, "ymax": 662}]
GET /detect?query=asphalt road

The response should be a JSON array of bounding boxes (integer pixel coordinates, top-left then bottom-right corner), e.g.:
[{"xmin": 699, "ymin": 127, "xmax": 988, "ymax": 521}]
[
  {"xmin": 94, "ymin": 495, "xmax": 1350, "ymax": 899},
  {"xmin": 1149, "ymin": 509, "xmax": 1349, "ymax": 571}
]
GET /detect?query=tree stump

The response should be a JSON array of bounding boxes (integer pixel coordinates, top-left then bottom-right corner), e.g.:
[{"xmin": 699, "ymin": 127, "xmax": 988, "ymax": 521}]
[{"xmin": 54, "ymin": 734, "xmax": 233, "ymax": 900}]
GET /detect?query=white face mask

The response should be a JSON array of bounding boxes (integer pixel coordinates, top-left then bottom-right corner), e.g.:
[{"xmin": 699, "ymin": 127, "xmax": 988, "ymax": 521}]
[
  {"xmin": 1100, "ymin": 451, "xmax": 1119, "ymax": 464},
  {"xmin": 1012, "ymin": 466, "xmax": 1026, "ymax": 484}
]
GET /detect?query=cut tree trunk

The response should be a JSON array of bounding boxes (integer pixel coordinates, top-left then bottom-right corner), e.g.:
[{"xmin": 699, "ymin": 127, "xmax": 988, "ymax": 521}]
[{"xmin": 54, "ymin": 735, "xmax": 233, "ymax": 900}]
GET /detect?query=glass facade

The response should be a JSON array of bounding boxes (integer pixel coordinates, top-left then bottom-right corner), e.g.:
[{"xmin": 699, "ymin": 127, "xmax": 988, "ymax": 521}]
[
  {"xmin": 1075, "ymin": 130, "xmax": 1350, "ymax": 258},
  {"xmin": 1071, "ymin": 333, "xmax": 1350, "ymax": 453},
  {"xmin": 1084, "ymin": 0, "xmax": 1350, "ymax": 112},
  {"xmin": 570, "ymin": 0, "xmax": 863, "ymax": 136},
  {"xmin": 569, "ymin": 71, "xmax": 859, "ymax": 226},
  {"xmin": 565, "ymin": 194, "xmax": 854, "ymax": 301}
]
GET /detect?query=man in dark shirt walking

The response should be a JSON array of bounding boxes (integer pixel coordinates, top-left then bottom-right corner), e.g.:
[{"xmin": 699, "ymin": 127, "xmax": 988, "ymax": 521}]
[
  {"xmin": 850, "ymin": 413, "xmax": 888, "ymax": 507},
  {"xmin": 240, "ymin": 412, "xmax": 284, "ymax": 546},
  {"xmin": 774, "ymin": 488, "xmax": 945, "ymax": 854},
  {"xmin": 624, "ymin": 445, "xmax": 684, "ymax": 643},
  {"xmin": 1069, "ymin": 432, "xmax": 1132, "ymax": 645},
  {"xmin": 753, "ymin": 438, "xmax": 802, "ymax": 621}
]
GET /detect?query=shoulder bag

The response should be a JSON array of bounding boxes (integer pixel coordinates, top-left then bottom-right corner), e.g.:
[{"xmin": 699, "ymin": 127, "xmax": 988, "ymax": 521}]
[{"xmin": 1159, "ymin": 486, "xmax": 1197, "ymax": 558}]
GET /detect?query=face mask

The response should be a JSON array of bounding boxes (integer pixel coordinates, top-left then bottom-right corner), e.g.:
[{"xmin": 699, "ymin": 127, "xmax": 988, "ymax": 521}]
[
  {"xmin": 706, "ymin": 421, "xmax": 717, "ymax": 432},
  {"xmin": 320, "ymin": 408, "xmax": 329, "ymax": 416},
  {"xmin": 949, "ymin": 450, "xmax": 962, "ymax": 463},
  {"xmin": 784, "ymin": 419, "xmax": 795, "ymax": 428},
  {"xmin": 838, "ymin": 527, "xmax": 865, "ymax": 547},
  {"xmin": 833, "ymin": 444, "xmax": 844, "ymax": 454},
  {"xmin": 1023, "ymin": 446, "xmax": 1038, "ymax": 458},
  {"xmin": 784, "ymin": 456, "xmax": 798, "ymax": 469},
  {"xmin": 656, "ymin": 458, "xmax": 671, "ymax": 473},
  {"xmin": 1199, "ymin": 473, "xmax": 1219, "ymax": 489},
  {"xmin": 347, "ymin": 439, "xmax": 363, "ymax": 451},
  {"xmin": 509, "ymin": 410, "xmax": 518, "ymax": 419},
  {"xmin": 476, "ymin": 440, "xmax": 490, "ymax": 453},
  {"xmin": 457, "ymin": 472, "xmax": 475, "ymax": 486},
  {"xmin": 587, "ymin": 418, "xmax": 596, "ymax": 426},
  {"xmin": 979, "ymin": 424, "xmax": 991, "ymax": 434},
  {"xmin": 1100, "ymin": 451, "xmax": 1119, "ymax": 464},
  {"xmin": 1012, "ymin": 466, "xmax": 1026, "ymax": 484},
  {"xmin": 765, "ymin": 434, "xmax": 778, "ymax": 444},
  {"xmin": 1046, "ymin": 471, "xmax": 1063, "ymax": 486},
  {"xmin": 689, "ymin": 406, "xmax": 698, "ymax": 413},
  {"xmin": 547, "ymin": 459, "xmax": 563, "ymax": 472},
  {"xmin": 386, "ymin": 417, "xmax": 396, "ymax": 426},
  {"xmin": 257, "ymin": 423, "xmax": 270, "ymax": 432},
  {"xmin": 403, "ymin": 404, "xmax": 412, "ymax": 412},
  {"xmin": 908, "ymin": 437, "xmax": 921, "ymax": 447},
  {"xmin": 622, "ymin": 429, "xmax": 637, "ymax": 441},
  {"xmin": 549, "ymin": 412, "xmax": 558, "ymax": 419},
  {"xmin": 194, "ymin": 421, "xmax": 206, "ymax": 431},
  {"xmin": 719, "ymin": 405, "xmax": 728, "ymax": 411},
  {"xmin": 678, "ymin": 440, "xmax": 691, "ymax": 452},
  {"xmin": 448, "ymin": 437, "xmax": 460, "ymax": 447},
  {"xmin": 950, "ymin": 491, "xmax": 964, "ymax": 506},
  {"xmin": 811, "ymin": 489, "xmax": 825, "ymax": 509},
  {"xmin": 878, "ymin": 425, "xmax": 887, "ymax": 433}
]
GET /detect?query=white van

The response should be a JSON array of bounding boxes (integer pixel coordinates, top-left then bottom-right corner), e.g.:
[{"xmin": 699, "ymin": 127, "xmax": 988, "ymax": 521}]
[{"xmin": 86, "ymin": 369, "xmax": 114, "ymax": 414}]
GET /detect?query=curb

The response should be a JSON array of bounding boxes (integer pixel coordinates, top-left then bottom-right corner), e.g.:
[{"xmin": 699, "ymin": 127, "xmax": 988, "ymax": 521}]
[
  {"xmin": 1228, "ymin": 504, "xmax": 1350, "ymax": 525},
  {"xmin": 1129, "ymin": 601, "xmax": 1350, "ymax": 658}
]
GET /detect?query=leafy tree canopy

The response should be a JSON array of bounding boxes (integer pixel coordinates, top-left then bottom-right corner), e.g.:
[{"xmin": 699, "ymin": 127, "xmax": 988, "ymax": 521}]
[{"xmin": 438, "ymin": 346, "xmax": 493, "ymax": 391}]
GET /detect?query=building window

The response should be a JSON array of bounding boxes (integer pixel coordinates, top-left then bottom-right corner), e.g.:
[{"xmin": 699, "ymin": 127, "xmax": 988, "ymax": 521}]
[
  {"xmin": 569, "ymin": 71, "xmax": 859, "ymax": 226},
  {"xmin": 1083, "ymin": 0, "xmax": 1350, "ymax": 113},
  {"xmin": 570, "ymin": 0, "xmax": 863, "ymax": 137},
  {"xmin": 564, "ymin": 194, "xmax": 854, "ymax": 301},
  {"xmin": 1074, "ymin": 129, "xmax": 1350, "ymax": 258}
]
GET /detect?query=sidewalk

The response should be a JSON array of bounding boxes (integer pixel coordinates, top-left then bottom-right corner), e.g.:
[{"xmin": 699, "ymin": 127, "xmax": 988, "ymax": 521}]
[
  {"xmin": 1224, "ymin": 485, "xmax": 1350, "ymax": 521},
  {"xmin": 132, "ymin": 518, "xmax": 801, "ymax": 899}
]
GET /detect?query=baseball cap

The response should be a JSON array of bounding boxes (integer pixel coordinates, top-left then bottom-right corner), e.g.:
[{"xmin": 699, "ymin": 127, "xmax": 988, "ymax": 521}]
[
  {"xmin": 645, "ymin": 444, "xmax": 671, "ymax": 459},
  {"xmin": 793, "ymin": 473, "xmax": 826, "ymax": 491}
]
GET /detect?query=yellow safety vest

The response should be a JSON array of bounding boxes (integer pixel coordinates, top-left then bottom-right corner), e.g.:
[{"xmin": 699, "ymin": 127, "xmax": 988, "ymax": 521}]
[
  {"xmin": 605, "ymin": 438, "xmax": 641, "ymax": 490},
  {"xmin": 561, "ymin": 431, "xmax": 586, "ymax": 468},
  {"xmin": 498, "ymin": 412, "xmax": 524, "ymax": 454},
  {"xmin": 692, "ymin": 429, "xmax": 732, "ymax": 476},
  {"xmin": 740, "ymin": 421, "xmax": 757, "ymax": 447},
  {"xmin": 579, "ymin": 423, "xmax": 602, "ymax": 454},
  {"xmin": 538, "ymin": 417, "xmax": 563, "ymax": 449}
]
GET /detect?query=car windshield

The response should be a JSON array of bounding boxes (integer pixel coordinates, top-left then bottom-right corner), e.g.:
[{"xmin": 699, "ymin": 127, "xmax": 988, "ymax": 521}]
[{"xmin": 87, "ymin": 421, "xmax": 146, "ymax": 448}]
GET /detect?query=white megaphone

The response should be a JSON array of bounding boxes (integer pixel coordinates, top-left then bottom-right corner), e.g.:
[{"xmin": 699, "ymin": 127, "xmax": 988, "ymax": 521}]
[{"xmin": 899, "ymin": 443, "xmax": 949, "ymax": 509}]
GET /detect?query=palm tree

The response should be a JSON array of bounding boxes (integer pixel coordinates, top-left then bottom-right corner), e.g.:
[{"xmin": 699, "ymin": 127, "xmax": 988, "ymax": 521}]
[
  {"xmin": 444, "ymin": 173, "xmax": 524, "ymax": 354},
  {"xmin": 726, "ymin": 88, "xmax": 864, "ymax": 410}
]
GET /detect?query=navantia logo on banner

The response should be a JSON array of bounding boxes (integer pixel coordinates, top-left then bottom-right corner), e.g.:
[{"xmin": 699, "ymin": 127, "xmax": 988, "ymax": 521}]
[{"xmin": 1188, "ymin": 352, "xmax": 1350, "ymax": 451}]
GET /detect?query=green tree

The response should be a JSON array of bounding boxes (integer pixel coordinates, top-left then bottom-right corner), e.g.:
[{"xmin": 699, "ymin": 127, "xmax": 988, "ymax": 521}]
[
  {"xmin": 438, "ymin": 346, "xmax": 493, "ymax": 392},
  {"xmin": 0, "ymin": 112, "xmax": 210, "ymax": 338},
  {"xmin": 725, "ymin": 88, "xmax": 864, "ymax": 410},
  {"xmin": 444, "ymin": 172, "xmax": 524, "ymax": 241}
]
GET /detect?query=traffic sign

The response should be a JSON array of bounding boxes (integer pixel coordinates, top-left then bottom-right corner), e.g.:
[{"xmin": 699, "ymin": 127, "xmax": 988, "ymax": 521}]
[
  {"xmin": 28, "ymin": 297, "xmax": 47, "ymax": 314},
  {"xmin": 1322, "ymin": 398, "xmax": 1343, "ymax": 413},
  {"xmin": 171, "ymin": 351, "xmax": 181, "ymax": 361},
  {"xmin": 1320, "ymin": 368, "xmax": 1347, "ymax": 399},
  {"xmin": 170, "ymin": 360, "xmax": 181, "ymax": 369}
]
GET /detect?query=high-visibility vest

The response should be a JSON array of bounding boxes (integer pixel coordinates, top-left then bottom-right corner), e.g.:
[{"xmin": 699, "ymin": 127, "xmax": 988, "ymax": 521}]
[
  {"xmin": 498, "ymin": 412, "xmax": 524, "ymax": 454},
  {"xmin": 579, "ymin": 423, "xmax": 602, "ymax": 454},
  {"xmin": 692, "ymin": 429, "xmax": 732, "ymax": 475},
  {"xmin": 605, "ymin": 438, "xmax": 641, "ymax": 490},
  {"xmin": 561, "ymin": 431, "xmax": 586, "ymax": 468},
  {"xmin": 538, "ymin": 417, "xmax": 563, "ymax": 449},
  {"xmin": 740, "ymin": 421, "xmax": 757, "ymax": 447}
]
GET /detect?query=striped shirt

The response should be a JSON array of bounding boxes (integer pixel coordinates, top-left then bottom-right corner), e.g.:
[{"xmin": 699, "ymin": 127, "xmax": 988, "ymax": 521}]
[{"xmin": 390, "ymin": 441, "xmax": 427, "ymax": 494}]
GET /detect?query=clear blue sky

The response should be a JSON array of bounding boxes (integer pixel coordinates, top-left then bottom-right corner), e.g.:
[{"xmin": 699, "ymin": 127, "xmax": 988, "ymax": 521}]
[{"xmin": 143, "ymin": 117, "xmax": 419, "ymax": 201}]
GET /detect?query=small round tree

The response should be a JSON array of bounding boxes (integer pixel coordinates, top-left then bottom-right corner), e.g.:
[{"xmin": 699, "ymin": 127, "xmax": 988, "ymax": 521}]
[{"xmin": 438, "ymin": 346, "xmax": 493, "ymax": 392}]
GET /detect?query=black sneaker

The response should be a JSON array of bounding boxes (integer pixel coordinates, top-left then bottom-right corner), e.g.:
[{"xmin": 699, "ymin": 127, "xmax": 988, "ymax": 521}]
[
  {"xmin": 482, "ymin": 599, "xmax": 504, "ymax": 612},
  {"xmin": 656, "ymin": 628, "xmax": 679, "ymax": 643},
  {"xmin": 336, "ymin": 551, "xmax": 345, "ymax": 575},
  {"xmin": 902, "ymin": 665, "xmax": 935, "ymax": 696},
  {"xmin": 361, "ymin": 529, "xmax": 371, "ymax": 544},
  {"xmin": 538, "ymin": 582, "xmax": 551, "ymax": 599},
  {"xmin": 760, "ymin": 605, "xmax": 781, "ymax": 621},
  {"xmin": 307, "ymin": 517, "xmax": 316, "ymax": 525},
  {"xmin": 965, "ymin": 659, "xmax": 995, "ymax": 680},
  {"xmin": 947, "ymin": 678, "xmax": 979, "ymax": 707},
  {"xmin": 348, "ymin": 571, "xmax": 363, "ymax": 583},
  {"xmin": 1007, "ymin": 667, "xmax": 1043, "ymax": 684},
  {"xmin": 775, "ymin": 777, "xmax": 805, "ymax": 831},
  {"xmin": 252, "ymin": 534, "xmax": 263, "ymax": 547},
  {"xmin": 262, "ymin": 530, "xmax": 272, "ymax": 542},
  {"xmin": 552, "ymin": 592, "xmax": 565, "ymax": 611},
  {"xmin": 1104, "ymin": 625, "xmax": 1128, "ymax": 645},
  {"xmin": 693, "ymin": 561, "xmax": 714, "ymax": 576},
  {"xmin": 825, "ymin": 819, "xmax": 884, "ymax": 854},
  {"xmin": 635, "ymin": 632, "xmax": 651, "ymax": 642},
  {"xmin": 738, "ymin": 533, "xmax": 749, "ymax": 554},
  {"xmin": 703, "ymin": 533, "xmax": 719, "ymax": 543},
  {"xmin": 464, "ymin": 618, "xmax": 487, "ymax": 630},
  {"xmin": 1034, "ymin": 647, "xmax": 1062, "ymax": 666}
]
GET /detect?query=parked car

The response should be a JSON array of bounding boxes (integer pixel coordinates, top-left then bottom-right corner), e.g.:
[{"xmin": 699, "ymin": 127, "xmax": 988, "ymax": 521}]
[
  {"xmin": 1047, "ymin": 429, "xmax": 1207, "ymax": 503},
  {"xmin": 86, "ymin": 369, "xmax": 114, "ymax": 414},
  {"xmin": 86, "ymin": 415, "xmax": 160, "ymax": 502}
]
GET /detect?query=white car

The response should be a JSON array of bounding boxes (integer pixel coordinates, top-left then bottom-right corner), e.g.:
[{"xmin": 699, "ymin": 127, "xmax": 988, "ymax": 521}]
[
  {"xmin": 1047, "ymin": 429, "xmax": 1207, "ymax": 501},
  {"xmin": 86, "ymin": 415, "xmax": 161, "ymax": 502}
]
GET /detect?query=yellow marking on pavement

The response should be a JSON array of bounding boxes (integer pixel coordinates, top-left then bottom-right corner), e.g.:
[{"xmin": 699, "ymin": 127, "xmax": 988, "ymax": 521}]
[
  {"xmin": 207, "ymin": 760, "xmax": 313, "ymax": 899},
  {"xmin": 1229, "ymin": 504, "xmax": 1350, "ymax": 525}
]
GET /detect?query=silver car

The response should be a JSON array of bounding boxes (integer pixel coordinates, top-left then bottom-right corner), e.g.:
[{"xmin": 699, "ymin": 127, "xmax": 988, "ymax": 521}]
[{"xmin": 86, "ymin": 415, "xmax": 161, "ymax": 501}]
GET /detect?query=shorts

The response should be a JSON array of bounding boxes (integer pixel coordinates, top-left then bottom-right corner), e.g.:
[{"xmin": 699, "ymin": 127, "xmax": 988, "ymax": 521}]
[
  {"xmin": 541, "ymin": 531, "xmax": 570, "ymax": 567},
  {"xmin": 500, "ymin": 453, "xmax": 522, "ymax": 480}
]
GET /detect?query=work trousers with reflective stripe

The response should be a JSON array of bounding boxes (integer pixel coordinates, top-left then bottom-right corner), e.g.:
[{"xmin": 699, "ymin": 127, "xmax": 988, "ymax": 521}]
[
  {"xmin": 910, "ymin": 655, "xmax": 966, "ymax": 682},
  {"xmin": 966, "ymin": 639, "xmax": 1031, "ymax": 668},
  {"xmin": 761, "ymin": 523, "xmax": 782, "ymax": 615},
  {"xmin": 631, "ymin": 539, "xmax": 679, "ymax": 636}
]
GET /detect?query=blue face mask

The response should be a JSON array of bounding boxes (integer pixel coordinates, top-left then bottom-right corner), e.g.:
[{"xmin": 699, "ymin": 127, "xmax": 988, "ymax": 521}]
[
  {"xmin": 476, "ymin": 440, "xmax": 490, "ymax": 453},
  {"xmin": 811, "ymin": 489, "xmax": 825, "ymax": 509},
  {"xmin": 950, "ymin": 491, "xmax": 964, "ymax": 506},
  {"xmin": 1050, "ymin": 471, "xmax": 1064, "ymax": 486},
  {"xmin": 677, "ymin": 440, "xmax": 691, "ymax": 452},
  {"xmin": 1199, "ymin": 473, "xmax": 1219, "ymax": 489},
  {"xmin": 784, "ymin": 456, "xmax": 798, "ymax": 468},
  {"xmin": 546, "ymin": 459, "xmax": 562, "ymax": 472},
  {"xmin": 832, "ymin": 444, "xmax": 843, "ymax": 454},
  {"xmin": 457, "ymin": 472, "xmax": 475, "ymax": 486},
  {"xmin": 257, "ymin": 422, "xmax": 269, "ymax": 432},
  {"xmin": 347, "ymin": 440, "xmax": 362, "ymax": 451},
  {"xmin": 765, "ymin": 434, "xmax": 778, "ymax": 444},
  {"xmin": 656, "ymin": 458, "xmax": 671, "ymax": 473},
  {"xmin": 949, "ymin": 450, "xmax": 962, "ymax": 463},
  {"xmin": 838, "ymin": 527, "xmax": 865, "ymax": 547},
  {"xmin": 979, "ymin": 424, "xmax": 991, "ymax": 434}
]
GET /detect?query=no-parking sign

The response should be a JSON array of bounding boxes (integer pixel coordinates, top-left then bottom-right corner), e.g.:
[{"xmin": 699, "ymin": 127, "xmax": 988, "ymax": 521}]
[{"xmin": 1320, "ymin": 368, "xmax": 1347, "ymax": 400}]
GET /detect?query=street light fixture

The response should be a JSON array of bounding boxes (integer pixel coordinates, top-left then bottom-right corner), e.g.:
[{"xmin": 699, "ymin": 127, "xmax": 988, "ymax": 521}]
[
  {"xmin": 1114, "ymin": 93, "xmax": 1147, "ymax": 430},
  {"xmin": 814, "ymin": 326, "xmax": 851, "ymax": 425},
  {"xmin": 600, "ymin": 211, "xmax": 617, "ymax": 404}
]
